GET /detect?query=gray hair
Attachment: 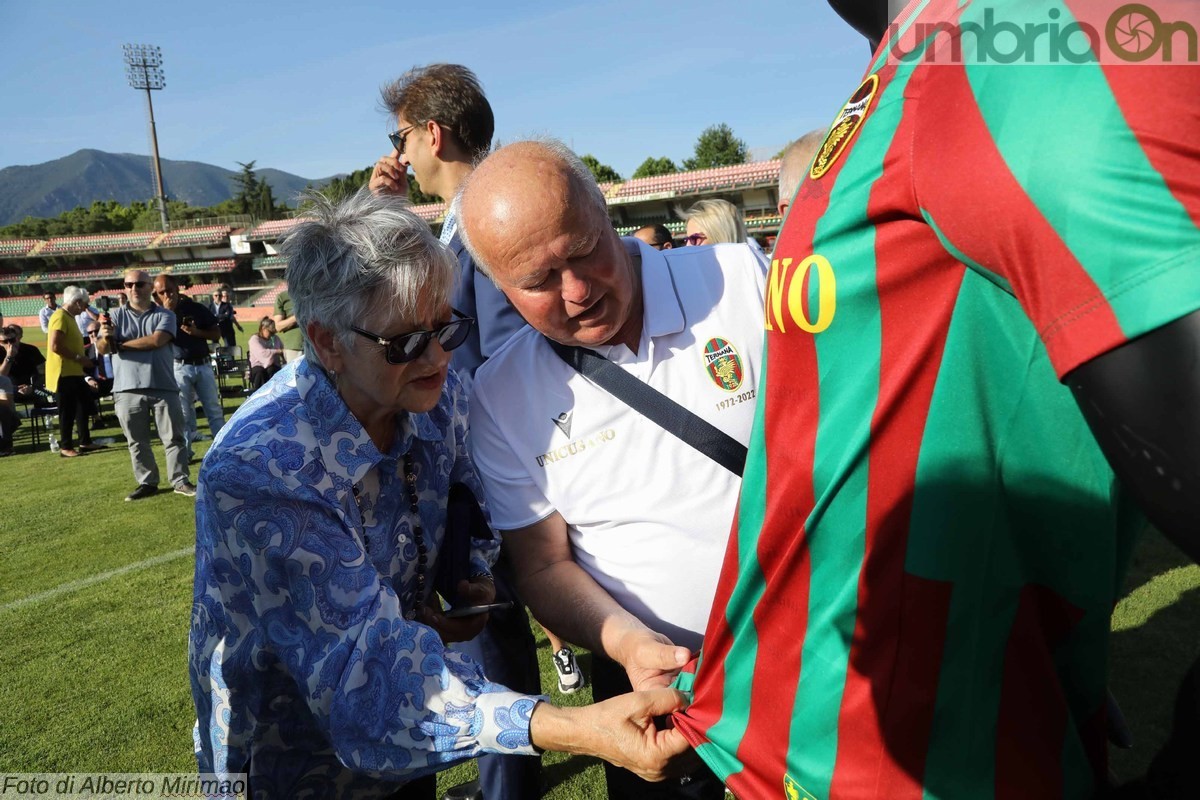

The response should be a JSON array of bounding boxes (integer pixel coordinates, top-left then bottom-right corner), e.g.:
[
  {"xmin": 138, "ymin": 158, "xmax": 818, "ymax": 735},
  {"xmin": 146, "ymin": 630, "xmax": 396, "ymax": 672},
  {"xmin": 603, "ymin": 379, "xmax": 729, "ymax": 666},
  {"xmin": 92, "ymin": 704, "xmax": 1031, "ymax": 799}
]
[
  {"xmin": 279, "ymin": 188, "xmax": 457, "ymax": 367},
  {"xmin": 457, "ymin": 137, "xmax": 608, "ymax": 279},
  {"xmin": 683, "ymin": 198, "xmax": 747, "ymax": 245},
  {"xmin": 63, "ymin": 285, "xmax": 89, "ymax": 306},
  {"xmin": 778, "ymin": 129, "xmax": 825, "ymax": 210}
]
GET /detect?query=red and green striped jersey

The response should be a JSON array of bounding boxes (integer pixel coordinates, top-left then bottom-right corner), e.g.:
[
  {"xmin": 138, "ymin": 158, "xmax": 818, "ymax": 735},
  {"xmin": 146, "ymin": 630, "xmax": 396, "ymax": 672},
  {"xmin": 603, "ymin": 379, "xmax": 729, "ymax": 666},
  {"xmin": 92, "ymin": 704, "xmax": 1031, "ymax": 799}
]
[{"xmin": 674, "ymin": 1, "xmax": 1200, "ymax": 798}]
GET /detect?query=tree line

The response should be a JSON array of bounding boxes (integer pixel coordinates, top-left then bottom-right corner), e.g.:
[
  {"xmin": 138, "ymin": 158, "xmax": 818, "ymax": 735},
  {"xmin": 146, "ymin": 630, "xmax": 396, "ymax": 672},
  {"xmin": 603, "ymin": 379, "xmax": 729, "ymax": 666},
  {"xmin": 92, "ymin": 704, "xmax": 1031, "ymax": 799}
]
[{"xmin": 0, "ymin": 123, "xmax": 751, "ymax": 238}]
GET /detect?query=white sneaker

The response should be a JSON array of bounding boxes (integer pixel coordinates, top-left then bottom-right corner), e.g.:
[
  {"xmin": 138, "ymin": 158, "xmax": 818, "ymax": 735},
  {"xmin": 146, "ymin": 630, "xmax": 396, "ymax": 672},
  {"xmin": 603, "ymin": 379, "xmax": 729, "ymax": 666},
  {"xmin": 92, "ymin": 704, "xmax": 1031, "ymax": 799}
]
[{"xmin": 552, "ymin": 647, "xmax": 584, "ymax": 694}]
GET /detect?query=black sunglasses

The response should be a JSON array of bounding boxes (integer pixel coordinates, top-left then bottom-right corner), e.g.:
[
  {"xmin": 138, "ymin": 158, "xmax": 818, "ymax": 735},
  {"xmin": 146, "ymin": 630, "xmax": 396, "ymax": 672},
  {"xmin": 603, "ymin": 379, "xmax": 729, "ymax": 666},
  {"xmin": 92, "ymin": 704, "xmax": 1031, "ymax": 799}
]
[
  {"xmin": 387, "ymin": 124, "xmax": 417, "ymax": 156},
  {"xmin": 351, "ymin": 312, "xmax": 474, "ymax": 365},
  {"xmin": 124, "ymin": 280, "xmax": 147, "ymax": 288}
]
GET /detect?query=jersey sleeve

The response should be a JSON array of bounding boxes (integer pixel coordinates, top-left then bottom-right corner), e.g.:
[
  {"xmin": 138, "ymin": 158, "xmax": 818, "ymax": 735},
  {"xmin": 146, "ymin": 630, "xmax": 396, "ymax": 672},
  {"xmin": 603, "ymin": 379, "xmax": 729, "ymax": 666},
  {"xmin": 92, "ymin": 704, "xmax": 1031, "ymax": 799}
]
[
  {"xmin": 468, "ymin": 375, "xmax": 555, "ymax": 531},
  {"xmin": 915, "ymin": 61, "xmax": 1200, "ymax": 377}
]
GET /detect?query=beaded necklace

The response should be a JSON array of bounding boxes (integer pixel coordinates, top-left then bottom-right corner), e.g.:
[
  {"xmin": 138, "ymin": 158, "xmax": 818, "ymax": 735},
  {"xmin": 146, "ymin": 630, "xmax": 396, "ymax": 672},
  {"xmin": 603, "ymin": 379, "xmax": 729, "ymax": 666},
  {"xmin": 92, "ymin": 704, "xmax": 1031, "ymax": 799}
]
[{"xmin": 352, "ymin": 449, "xmax": 427, "ymax": 620}]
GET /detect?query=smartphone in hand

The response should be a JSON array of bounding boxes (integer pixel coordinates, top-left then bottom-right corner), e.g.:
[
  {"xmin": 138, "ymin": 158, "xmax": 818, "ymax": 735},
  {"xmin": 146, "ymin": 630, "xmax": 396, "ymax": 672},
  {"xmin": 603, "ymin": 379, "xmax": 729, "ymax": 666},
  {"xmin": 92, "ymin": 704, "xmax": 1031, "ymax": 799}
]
[{"xmin": 442, "ymin": 601, "xmax": 514, "ymax": 619}]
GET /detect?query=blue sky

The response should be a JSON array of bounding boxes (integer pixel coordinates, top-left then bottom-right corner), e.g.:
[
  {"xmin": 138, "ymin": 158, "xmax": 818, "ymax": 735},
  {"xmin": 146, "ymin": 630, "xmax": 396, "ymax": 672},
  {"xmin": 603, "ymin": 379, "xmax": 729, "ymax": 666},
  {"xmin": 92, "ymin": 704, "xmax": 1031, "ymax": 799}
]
[{"xmin": 0, "ymin": 1, "xmax": 870, "ymax": 181}]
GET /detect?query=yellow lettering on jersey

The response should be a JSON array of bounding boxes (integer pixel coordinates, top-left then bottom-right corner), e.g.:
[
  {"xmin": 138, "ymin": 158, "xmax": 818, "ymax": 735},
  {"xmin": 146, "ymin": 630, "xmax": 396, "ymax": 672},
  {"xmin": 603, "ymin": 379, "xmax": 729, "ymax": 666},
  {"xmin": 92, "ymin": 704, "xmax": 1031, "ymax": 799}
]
[{"xmin": 765, "ymin": 254, "xmax": 837, "ymax": 334}]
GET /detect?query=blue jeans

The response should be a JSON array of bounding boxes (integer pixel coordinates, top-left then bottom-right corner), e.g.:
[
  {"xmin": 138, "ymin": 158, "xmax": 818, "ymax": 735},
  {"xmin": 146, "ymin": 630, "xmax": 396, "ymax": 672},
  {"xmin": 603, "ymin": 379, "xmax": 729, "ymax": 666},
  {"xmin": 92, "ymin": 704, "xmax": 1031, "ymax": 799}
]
[{"xmin": 174, "ymin": 361, "xmax": 225, "ymax": 459}]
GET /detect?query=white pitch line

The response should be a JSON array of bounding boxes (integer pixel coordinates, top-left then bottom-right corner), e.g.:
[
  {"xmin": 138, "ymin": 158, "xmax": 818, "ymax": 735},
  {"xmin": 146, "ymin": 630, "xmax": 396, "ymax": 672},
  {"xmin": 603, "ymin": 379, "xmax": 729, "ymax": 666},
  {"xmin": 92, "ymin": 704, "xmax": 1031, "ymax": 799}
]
[{"xmin": 0, "ymin": 546, "xmax": 193, "ymax": 614}]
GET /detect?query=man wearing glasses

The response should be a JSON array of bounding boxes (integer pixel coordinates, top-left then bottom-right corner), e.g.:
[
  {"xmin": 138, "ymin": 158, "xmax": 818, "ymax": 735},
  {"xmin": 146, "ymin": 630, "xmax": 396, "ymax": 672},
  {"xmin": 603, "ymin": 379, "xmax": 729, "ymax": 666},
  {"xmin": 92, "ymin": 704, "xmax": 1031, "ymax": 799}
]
[
  {"xmin": 369, "ymin": 63, "xmax": 525, "ymax": 387},
  {"xmin": 97, "ymin": 268, "xmax": 195, "ymax": 501},
  {"xmin": 369, "ymin": 63, "xmax": 540, "ymax": 800}
]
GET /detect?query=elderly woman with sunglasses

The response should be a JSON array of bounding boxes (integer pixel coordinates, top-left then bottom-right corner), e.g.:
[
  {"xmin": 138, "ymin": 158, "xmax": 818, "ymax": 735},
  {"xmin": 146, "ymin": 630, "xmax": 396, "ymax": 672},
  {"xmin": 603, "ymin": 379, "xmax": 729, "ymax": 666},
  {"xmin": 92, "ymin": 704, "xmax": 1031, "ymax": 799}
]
[{"xmin": 190, "ymin": 189, "xmax": 690, "ymax": 799}]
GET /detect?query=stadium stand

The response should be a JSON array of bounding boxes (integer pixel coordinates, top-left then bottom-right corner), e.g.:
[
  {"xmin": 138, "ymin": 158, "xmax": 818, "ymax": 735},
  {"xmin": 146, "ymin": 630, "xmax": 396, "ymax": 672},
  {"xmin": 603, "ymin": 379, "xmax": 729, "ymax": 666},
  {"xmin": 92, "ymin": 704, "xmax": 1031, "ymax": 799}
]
[
  {"xmin": 154, "ymin": 225, "xmax": 233, "ymax": 248},
  {"xmin": 409, "ymin": 203, "xmax": 446, "ymax": 223},
  {"xmin": 151, "ymin": 258, "xmax": 237, "ymax": 276},
  {"xmin": 252, "ymin": 280, "xmax": 288, "ymax": 307},
  {"xmin": 38, "ymin": 231, "xmax": 160, "ymax": 256},
  {"xmin": 246, "ymin": 218, "xmax": 305, "ymax": 241},
  {"xmin": 0, "ymin": 296, "xmax": 45, "ymax": 317},
  {"xmin": 0, "ymin": 239, "xmax": 42, "ymax": 259},
  {"xmin": 252, "ymin": 254, "xmax": 288, "ymax": 271},
  {"xmin": 609, "ymin": 160, "xmax": 781, "ymax": 202}
]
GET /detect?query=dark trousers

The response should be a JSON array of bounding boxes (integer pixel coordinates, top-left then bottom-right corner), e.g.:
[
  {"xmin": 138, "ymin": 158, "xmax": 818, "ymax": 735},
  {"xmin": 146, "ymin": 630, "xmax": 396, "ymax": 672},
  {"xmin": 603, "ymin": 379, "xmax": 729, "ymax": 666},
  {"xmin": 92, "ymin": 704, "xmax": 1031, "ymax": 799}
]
[
  {"xmin": 0, "ymin": 402, "xmax": 17, "ymax": 450},
  {"xmin": 249, "ymin": 364, "xmax": 281, "ymax": 392},
  {"xmin": 219, "ymin": 322, "xmax": 237, "ymax": 349},
  {"xmin": 382, "ymin": 773, "xmax": 436, "ymax": 800},
  {"xmin": 469, "ymin": 554, "xmax": 543, "ymax": 799},
  {"xmin": 56, "ymin": 375, "xmax": 91, "ymax": 449},
  {"xmin": 591, "ymin": 656, "xmax": 725, "ymax": 800}
]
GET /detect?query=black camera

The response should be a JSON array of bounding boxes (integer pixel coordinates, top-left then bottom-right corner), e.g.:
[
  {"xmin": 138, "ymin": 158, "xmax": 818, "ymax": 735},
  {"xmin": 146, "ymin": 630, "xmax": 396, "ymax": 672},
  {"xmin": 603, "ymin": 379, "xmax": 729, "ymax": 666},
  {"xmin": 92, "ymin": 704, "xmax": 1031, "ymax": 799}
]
[{"xmin": 181, "ymin": 316, "xmax": 195, "ymax": 327}]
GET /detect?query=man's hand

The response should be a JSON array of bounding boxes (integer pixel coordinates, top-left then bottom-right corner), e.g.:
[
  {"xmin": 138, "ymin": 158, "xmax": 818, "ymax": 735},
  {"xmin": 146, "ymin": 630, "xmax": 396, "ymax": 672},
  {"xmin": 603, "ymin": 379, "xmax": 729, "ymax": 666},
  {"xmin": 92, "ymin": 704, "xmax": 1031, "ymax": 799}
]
[
  {"xmin": 530, "ymin": 689, "xmax": 697, "ymax": 782},
  {"xmin": 369, "ymin": 149, "xmax": 409, "ymax": 197},
  {"xmin": 417, "ymin": 575, "xmax": 496, "ymax": 643},
  {"xmin": 614, "ymin": 628, "xmax": 691, "ymax": 691}
]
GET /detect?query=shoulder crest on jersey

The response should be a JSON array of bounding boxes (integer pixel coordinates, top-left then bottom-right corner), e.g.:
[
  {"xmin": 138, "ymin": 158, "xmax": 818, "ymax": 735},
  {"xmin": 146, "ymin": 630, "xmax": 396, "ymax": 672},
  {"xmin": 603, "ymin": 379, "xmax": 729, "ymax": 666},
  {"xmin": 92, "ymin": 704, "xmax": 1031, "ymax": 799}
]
[{"xmin": 810, "ymin": 73, "xmax": 880, "ymax": 180}]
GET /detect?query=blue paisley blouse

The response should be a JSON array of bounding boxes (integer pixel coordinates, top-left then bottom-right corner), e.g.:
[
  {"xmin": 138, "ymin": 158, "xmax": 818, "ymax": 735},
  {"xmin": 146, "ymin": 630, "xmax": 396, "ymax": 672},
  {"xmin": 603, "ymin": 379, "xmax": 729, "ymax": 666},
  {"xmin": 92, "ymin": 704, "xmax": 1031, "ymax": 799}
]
[{"xmin": 189, "ymin": 357, "xmax": 543, "ymax": 798}]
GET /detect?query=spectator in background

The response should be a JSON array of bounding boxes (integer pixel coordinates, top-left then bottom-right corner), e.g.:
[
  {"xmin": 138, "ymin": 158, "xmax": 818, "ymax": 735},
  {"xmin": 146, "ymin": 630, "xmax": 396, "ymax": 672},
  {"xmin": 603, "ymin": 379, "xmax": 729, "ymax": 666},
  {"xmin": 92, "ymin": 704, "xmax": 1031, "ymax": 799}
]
[
  {"xmin": 0, "ymin": 374, "xmax": 17, "ymax": 456},
  {"xmin": 153, "ymin": 274, "xmax": 225, "ymax": 463},
  {"xmin": 633, "ymin": 224, "xmax": 674, "ymax": 251},
  {"xmin": 682, "ymin": 198, "xmax": 747, "ymax": 246},
  {"xmin": 776, "ymin": 129, "xmax": 825, "ymax": 219},
  {"xmin": 74, "ymin": 297, "xmax": 101, "ymax": 338},
  {"xmin": 213, "ymin": 289, "xmax": 242, "ymax": 348},
  {"xmin": 46, "ymin": 285, "xmax": 101, "ymax": 458},
  {"xmin": 38, "ymin": 292, "xmax": 58, "ymax": 333},
  {"xmin": 97, "ymin": 268, "xmax": 195, "ymax": 501},
  {"xmin": 117, "ymin": 292, "xmax": 128, "ymax": 308},
  {"xmin": 271, "ymin": 287, "xmax": 304, "ymax": 363},
  {"xmin": 247, "ymin": 316, "xmax": 284, "ymax": 392},
  {"xmin": 0, "ymin": 324, "xmax": 51, "ymax": 408}
]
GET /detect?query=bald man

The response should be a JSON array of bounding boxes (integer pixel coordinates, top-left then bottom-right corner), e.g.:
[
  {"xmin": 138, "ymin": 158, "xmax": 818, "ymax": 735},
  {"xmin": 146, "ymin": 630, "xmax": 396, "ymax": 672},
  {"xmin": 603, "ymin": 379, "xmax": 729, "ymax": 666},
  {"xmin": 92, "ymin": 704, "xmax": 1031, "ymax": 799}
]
[
  {"xmin": 776, "ymin": 129, "xmax": 824, "ymax": 219},
  {"xmin": 459, "ymin": 140, "xmax": 768, "ymax": 800}
]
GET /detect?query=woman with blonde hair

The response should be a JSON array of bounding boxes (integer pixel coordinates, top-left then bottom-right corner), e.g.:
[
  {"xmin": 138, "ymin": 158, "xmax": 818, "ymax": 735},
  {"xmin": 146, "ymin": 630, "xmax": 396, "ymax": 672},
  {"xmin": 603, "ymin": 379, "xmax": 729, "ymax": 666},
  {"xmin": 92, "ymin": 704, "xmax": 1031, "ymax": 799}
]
[{"xmin": 682, "ymin": 198, "xmax": 747, "ymax": 246}]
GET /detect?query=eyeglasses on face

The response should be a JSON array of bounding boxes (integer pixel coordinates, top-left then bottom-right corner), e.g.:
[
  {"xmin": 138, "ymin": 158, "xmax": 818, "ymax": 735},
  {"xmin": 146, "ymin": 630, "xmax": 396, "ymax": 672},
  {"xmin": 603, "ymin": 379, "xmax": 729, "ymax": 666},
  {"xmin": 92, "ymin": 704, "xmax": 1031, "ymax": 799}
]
[
  {"xmin": 388, "ymin": 124, "xmax": 417, "ymax": 156},
  {"xmin": 350, "ymin": 312, "xmax": 475, "ymax": 365},
  {"xmin": 124, "ymin": 280, "xmax": 147, "ymax": 289},
  {"xmin": 684, "ymin": 233, "xmax": 708, "ymax": 246}
]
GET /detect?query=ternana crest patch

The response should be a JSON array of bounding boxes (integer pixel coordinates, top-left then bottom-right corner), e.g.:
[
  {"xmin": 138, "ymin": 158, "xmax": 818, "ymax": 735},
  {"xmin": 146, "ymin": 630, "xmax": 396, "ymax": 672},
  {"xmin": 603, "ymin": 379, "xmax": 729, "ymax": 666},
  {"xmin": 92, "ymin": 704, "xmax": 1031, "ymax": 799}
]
[
  {"xmin": 809, "ymin": 73, "xmax": 879, "ymax": 180},
  {"xmin": 703, "ymin": 337, "xmax": 744, "ymax": 391}
]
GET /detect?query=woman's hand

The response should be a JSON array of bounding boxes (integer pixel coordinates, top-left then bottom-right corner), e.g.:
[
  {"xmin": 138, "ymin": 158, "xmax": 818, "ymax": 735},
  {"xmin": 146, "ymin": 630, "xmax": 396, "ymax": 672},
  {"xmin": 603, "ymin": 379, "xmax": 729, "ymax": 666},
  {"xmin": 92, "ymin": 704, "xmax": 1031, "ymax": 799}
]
[
  {"xmin": 418, "ymin": 575, "xmax": 496, "ymax": 643},
  {"xmin": 529, "ymin": 690, "xmax": 698, "ymax": 781}
]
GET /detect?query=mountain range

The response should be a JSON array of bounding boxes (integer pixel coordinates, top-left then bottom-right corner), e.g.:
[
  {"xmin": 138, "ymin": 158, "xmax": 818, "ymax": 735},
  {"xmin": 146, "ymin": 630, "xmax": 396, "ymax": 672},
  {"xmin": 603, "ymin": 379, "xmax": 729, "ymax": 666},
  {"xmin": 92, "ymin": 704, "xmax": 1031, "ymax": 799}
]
[{"xmin": 0, "ymin": 149, "xmax": 338, "ymax": 226}]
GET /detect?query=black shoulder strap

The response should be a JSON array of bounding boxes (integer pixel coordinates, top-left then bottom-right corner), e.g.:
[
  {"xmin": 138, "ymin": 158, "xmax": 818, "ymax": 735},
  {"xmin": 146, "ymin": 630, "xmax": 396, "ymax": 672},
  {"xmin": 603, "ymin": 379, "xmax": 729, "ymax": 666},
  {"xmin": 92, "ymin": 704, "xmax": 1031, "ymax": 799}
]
[{"xmin": 547, "ymin": 339, "xmax": 746, "ymax": 477}]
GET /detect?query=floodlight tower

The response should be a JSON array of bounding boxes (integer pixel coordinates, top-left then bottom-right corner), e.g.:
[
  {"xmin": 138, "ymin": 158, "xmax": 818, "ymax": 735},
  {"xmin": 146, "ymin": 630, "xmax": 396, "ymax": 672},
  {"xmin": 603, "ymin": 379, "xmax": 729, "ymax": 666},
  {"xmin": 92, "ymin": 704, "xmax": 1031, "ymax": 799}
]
[{"xmin": 123, "ymin": 43, "xmax": 170, "ymax": 232}]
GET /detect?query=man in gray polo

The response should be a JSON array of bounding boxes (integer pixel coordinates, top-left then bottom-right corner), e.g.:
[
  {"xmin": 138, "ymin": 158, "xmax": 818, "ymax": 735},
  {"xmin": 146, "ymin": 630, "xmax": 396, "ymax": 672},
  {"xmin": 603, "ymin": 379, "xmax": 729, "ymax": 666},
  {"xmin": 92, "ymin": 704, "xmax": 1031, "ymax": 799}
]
[{"xmin": 98, "ymin": 268, "xmax": 195, "ymax": 501}]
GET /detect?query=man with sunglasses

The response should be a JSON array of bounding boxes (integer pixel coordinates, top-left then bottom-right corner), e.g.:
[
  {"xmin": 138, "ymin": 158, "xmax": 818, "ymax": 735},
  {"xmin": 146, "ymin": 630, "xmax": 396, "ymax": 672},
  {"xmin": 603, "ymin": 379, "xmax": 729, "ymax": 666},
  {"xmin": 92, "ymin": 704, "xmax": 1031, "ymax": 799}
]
[
  {"xmin": 370, "ymin": 63, "xmax": 540, "ymax": 800},
  {"xmin": 369, "ymin": 64, "xmax": 525, "ymax": 386},
  {"xmin": 98, "ymin": 268, "xmax": 194, "ymax": 501}
]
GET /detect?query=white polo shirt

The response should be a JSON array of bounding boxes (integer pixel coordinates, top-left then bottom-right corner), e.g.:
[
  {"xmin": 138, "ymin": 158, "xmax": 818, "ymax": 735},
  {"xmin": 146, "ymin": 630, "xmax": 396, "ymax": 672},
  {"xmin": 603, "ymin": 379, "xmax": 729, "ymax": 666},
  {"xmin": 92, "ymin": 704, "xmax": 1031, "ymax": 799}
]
[{"xmin": 470, "ymin": 239, "xmax": 767, "ymax": 651}]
